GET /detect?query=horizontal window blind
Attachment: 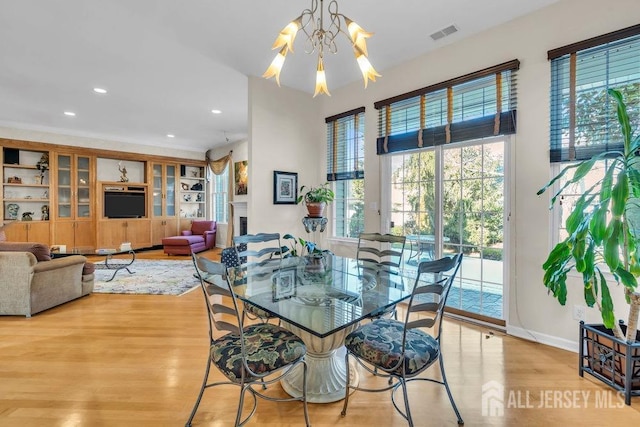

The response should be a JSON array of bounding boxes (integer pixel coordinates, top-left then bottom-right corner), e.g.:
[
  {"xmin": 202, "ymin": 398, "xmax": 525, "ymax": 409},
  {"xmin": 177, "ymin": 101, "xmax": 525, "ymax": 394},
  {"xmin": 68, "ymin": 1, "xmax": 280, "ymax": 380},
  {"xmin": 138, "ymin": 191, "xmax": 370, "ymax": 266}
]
[
  {"xmin": 326, "ymin": 107, "xmax": 365, "ymax": 181},
  {"xmin": 374, "ymin": 60, "xmax": 519, "ymax": 155},
  {"xmin": 549, "ymin": 24, "xmax": 640, "ymax": 163}
]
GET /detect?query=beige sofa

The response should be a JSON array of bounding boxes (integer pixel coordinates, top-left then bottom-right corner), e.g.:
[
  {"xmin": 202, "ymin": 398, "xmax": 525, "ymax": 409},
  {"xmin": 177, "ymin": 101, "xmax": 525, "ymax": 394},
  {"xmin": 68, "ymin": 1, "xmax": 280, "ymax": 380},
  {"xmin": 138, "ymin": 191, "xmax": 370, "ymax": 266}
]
[{"xmin": 0, "ymin": 242, "xmax": 94, "ymax": 317}]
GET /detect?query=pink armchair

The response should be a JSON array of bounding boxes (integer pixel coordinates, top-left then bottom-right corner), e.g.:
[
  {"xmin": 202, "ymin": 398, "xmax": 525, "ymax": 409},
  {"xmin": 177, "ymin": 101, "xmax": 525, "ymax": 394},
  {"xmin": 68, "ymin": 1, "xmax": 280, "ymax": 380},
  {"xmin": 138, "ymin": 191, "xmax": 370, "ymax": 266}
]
[{"xmin": 162, "ymin": 221, "xmax": 217, "ymax": 255}]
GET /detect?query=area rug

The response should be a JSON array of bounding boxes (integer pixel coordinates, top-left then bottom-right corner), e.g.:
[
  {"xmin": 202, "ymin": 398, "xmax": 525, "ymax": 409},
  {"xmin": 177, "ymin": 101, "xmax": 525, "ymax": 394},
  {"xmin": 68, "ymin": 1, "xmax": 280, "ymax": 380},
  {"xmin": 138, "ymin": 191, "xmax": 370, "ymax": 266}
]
[{"xmin": 93, "ymin": 259, "xmax": 200, "ymax": 296}]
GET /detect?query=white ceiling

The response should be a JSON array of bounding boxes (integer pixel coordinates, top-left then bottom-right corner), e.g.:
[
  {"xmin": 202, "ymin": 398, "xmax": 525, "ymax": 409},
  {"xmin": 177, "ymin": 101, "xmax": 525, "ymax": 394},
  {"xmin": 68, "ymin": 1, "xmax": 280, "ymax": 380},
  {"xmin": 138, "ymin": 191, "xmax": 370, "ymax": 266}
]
[{"xmin": 0, "ymin": 0, "xmax": 559, "ymax": 153}]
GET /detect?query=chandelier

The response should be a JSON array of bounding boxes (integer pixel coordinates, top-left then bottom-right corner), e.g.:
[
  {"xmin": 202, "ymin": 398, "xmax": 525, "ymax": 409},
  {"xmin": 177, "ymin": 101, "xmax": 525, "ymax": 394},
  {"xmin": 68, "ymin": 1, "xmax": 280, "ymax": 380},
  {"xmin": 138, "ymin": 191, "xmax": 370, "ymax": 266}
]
[{"xmin": 263, "ymin": 0, "xmax": 380, "ymax": 97}]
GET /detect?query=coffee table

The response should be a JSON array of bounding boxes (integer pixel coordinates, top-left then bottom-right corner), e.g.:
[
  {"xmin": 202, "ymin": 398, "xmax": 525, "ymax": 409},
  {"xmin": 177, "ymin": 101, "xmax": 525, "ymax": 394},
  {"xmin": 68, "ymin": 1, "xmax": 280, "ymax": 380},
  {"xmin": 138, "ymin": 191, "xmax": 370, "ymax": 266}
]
[
  {"xmin": 94, "ymin": 249, "xmax": 136, "ymax": 281},
  {"xmin": 53, "ymin": 248, "xmax": 136, "ymax": 282}
]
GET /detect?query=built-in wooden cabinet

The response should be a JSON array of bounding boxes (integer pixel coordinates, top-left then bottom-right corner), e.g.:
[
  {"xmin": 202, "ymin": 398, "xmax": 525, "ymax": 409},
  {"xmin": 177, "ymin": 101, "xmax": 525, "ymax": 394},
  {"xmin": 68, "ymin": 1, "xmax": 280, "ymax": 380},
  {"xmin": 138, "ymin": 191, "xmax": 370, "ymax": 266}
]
[
  {"xmin": 0, "ymin": 138, "xmax": 207, "ymax": 249},
  {"xmin": 52, "ymin": 153, "xmax": 95, "ymax": 250},
  {"xmin": 54, "ymin": 221, "xmax": 94, "ymax": 250},
  {"xmin": 150, "ymin": 163, "xmax": 178, "ymax": 245},
  {"xmin": 151, "ymin": 218, "xmax": 178, "ymax": 245},
  {"xmin": 97, "ymin": 182, "xmax": 150, "ymax": 249},
  {"xmin": 4, "ymin": 221, "xmax": 50, "ymax": 244},
  {"xmin": 97, "ymin": 218, "xmax": 151, "ymax": 250}
]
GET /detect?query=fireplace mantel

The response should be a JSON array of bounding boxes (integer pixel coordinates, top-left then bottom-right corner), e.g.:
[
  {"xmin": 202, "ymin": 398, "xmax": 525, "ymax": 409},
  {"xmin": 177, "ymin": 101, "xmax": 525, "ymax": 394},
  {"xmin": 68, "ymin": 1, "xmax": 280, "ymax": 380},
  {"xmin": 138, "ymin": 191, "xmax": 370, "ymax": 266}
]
[{"xmin": 230, "ymin": 201, "xmax": 247, "ymax": 236}]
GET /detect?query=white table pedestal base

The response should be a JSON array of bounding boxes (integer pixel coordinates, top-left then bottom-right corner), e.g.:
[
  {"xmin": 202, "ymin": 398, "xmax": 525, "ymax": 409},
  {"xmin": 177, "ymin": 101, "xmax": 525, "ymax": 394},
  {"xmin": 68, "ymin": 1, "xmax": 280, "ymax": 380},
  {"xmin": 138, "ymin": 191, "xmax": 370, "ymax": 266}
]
[{"xmin": 281, "ymin": 321, "xmax": 359, "ymax": 403}]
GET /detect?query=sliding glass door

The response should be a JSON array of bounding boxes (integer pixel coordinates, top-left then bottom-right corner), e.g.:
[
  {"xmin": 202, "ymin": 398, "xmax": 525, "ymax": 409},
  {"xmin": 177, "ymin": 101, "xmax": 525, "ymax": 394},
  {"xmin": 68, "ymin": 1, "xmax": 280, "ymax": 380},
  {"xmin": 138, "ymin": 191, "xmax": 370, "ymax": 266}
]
[{"xmin": 386, "ymin": 137, "xmax": 509, "ymax": 322}]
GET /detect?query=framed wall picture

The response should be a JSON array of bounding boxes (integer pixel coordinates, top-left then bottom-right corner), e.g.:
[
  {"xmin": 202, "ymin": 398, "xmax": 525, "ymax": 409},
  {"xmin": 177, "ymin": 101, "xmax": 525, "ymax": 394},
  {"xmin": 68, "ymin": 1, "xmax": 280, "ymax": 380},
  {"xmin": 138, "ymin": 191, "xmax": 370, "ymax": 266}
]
[
  {"xmin": 235, "ymin": 160, "xmax": 248, "ymax": 195},
  {"xmin": 273, "ymin": 171, "xmax": 298, "ymax": 204}
]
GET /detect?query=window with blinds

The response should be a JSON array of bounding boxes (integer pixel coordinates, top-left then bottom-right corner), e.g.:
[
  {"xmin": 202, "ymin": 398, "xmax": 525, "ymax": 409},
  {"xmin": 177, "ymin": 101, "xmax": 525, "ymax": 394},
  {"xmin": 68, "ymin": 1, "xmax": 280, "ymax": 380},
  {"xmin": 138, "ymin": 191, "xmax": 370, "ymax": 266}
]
[
  {"xmin": 326, "ymin": 107, "xmax": 365, "ymax": 239},
  {"xmin": 212, "ymin": 165, "xmax": 228, "ymax": 223},
  {"xmin": 374, "ymin": 60, "xmax": 519, "ymax": 155},
  {"xmin": 548, "ymin": 24, "xmax": 640, "ymax": 163},
  {"xmin": 326, "ymin": 107, "xmax": 365, "ymax": 181}
]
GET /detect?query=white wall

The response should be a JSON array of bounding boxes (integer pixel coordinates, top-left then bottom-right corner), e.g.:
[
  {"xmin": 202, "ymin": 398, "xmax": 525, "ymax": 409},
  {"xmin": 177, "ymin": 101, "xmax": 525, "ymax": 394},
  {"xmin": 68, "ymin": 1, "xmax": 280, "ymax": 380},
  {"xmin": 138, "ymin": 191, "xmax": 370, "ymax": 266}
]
[
  {"xmin": 247, "ymin": 77, "xmax": 324, "ymax": 243},
  {"xmin": 266, "ymin": 0, "xmax": 640, "ymax": 350}
]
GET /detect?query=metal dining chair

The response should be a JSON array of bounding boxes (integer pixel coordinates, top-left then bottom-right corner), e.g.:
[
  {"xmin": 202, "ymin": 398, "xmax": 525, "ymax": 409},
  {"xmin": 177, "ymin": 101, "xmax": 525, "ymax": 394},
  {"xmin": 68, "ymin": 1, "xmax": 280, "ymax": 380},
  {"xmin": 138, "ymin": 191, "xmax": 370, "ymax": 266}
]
[
  {"xmin": 356, "ymin": 232, "xmax": 406, "ymax": 319},
  {"xmin": 185, "ymin": 254, "xmax": 311, "ymax": 427},
  {"xmin": 231, "ymin": 233, "xmax": 284, "ymax": 323},
  {"xmin": 357, "ymin": 232, "xmax": 406, "ymax": 268},
  {"xmin": 233, "ymin": 232, "xmax": 283, "ymax": 264},
  {"xmin": 341, "ymin": 253, "xmax": 464, "ymax": 426}
]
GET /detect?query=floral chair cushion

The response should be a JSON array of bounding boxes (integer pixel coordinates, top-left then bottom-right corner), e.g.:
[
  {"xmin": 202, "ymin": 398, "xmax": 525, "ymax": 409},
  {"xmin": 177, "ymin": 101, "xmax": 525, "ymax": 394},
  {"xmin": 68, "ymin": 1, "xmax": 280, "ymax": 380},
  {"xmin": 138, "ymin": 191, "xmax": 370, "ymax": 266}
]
[
  {"xmin": 244, "ymin": 303, "xmax": 274, "ymax": 321},
  {"xmin": 345, "ymin": 318, "xmax": 439, "ymax": 376},
  {"xmin": 211, "ymin": 323, "xmax": 306, "ymax": 382}
]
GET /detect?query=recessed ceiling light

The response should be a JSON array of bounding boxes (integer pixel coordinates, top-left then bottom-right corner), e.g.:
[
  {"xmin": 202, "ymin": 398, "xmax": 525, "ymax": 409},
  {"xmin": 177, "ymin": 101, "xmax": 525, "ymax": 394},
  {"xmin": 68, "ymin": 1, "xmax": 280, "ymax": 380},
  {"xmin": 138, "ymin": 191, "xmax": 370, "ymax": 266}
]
[
  {"xmin": 64, "ymin": 111, "xmax": 76, "ymax": 116},
  {"xmin": 211, "ymin": 109, "xmax": 222, "ymax": 114},
  {"xmin": 93, "ymin": 88, "xmax": 107, "ymax": 94},
  {"xmin": 167, "ymin": 134, "xmax": 175, "ymax": 138}
]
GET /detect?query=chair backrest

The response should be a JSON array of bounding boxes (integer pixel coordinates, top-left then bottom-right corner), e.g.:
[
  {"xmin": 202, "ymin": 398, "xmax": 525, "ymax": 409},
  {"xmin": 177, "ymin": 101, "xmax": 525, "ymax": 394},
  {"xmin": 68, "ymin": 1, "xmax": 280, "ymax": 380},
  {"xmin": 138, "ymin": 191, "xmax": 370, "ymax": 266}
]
[
  {"xmin": 192, "ymin": 254, "xmax": 241, "ymax": 342},
  {"xmin": 220, "ymin": 247, "xmax": 240, "ymax": 269},
  {"xmin": 193, "ymin": 253, "xmax": 284, "ymax": 382},
  {"xmin": 191, "ymin": 220, "xmax": 216, "ymax": 235},
  {"xmin": 233, "ymin": 233, "xmax": 283, "ymax": 265},
  {"xmin": 404, "ymin": 253, "xmax": 463, "ymax": 343},
  {"xmin": 357, "ymin": 232, "xmax": 406, "ymax": 272}
]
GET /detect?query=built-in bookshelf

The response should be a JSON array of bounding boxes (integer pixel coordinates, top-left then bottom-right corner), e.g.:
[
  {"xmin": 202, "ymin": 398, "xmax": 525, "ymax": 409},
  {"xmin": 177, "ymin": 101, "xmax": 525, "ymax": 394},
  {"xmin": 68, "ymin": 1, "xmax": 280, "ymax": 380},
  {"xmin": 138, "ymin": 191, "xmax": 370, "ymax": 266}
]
[
  {"xmin": 2, "ymin": 148, "xmax": 51, "ymax": 222},
  {"xmin": 179, "ymin": 165, "xmax": 206, "ymax": 220}
]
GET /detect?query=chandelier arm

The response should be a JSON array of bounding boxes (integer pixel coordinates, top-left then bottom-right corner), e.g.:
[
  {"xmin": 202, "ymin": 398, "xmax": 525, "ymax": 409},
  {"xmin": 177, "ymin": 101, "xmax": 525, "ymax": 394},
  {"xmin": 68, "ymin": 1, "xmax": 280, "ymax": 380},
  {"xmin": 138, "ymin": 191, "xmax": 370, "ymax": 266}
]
[
  {"xmin": 323, "ymin": 32, "xmax": 339, "ymax": 54},
  {"xmin": 299, "ymin": 12, "xmax": 318, "ymax": 55}
]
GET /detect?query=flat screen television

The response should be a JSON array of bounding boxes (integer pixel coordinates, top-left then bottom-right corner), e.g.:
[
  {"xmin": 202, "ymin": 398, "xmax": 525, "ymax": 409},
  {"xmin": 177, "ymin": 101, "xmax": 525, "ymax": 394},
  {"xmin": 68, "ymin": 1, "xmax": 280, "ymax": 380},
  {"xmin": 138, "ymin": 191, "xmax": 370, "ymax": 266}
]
[{"xmin": 104, "ymin": 191, "xmax": 146, "ymax": 218}]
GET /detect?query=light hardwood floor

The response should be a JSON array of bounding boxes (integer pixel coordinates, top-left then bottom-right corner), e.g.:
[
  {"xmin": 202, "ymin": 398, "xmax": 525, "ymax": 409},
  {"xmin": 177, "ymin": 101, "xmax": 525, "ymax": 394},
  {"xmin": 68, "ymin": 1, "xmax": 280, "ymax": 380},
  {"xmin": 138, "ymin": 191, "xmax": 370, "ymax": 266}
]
[{"xmin": 1, "ymin": 249, "xmax": 640, "ymax": 426}]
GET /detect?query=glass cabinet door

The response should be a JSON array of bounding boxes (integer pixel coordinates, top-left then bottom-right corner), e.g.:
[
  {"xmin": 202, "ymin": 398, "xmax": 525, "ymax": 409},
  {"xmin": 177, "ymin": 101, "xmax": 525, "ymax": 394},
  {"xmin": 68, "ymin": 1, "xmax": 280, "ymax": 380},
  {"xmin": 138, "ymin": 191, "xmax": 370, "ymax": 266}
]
[
  {"xmin": 76, "ymin": 156, "xmax": 91, "ymax": 218},
  {"xmin": 166, "ymin": 165, "xmax": 176, "ymax": 217},
  {"xmin": 57, "ymin": 155, "xmax": 72, "ymax": 218},
  {"xmin": 153, "ymin": 164, "xmax": 163, "ymax": 216}
]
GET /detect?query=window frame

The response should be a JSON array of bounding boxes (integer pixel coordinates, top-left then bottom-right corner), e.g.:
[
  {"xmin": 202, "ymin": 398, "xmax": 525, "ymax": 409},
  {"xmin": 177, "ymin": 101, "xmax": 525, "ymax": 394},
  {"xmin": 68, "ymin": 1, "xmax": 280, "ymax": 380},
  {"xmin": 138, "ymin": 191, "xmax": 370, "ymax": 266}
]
[
  {"xmin": 332, "ymin": 179, "xmax": 364, "ymax": 240},
  {"xmin": 211, "ymin": 164, "xmax": 229, "ymax": 224},
  {"xmin": 374, "ymin": 60, "xmax": 519, "ymax": 155},
  {"xmin": 547, "ymin": 25, "xmax": 640, "ymax": 247},
  {"xmin": 548, "ymin": 25, "xmax": 640, "ymax": 163},
  {"xmin": 325, "ymin": 107, "xmax": 365, "ymax": 240}
]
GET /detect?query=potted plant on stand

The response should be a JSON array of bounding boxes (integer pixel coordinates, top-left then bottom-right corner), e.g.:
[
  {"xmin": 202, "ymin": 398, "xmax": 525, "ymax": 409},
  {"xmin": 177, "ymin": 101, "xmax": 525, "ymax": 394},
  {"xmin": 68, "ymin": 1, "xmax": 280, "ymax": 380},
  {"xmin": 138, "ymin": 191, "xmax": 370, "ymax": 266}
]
[
  {"xmin": 538, "ymin": 89, "xmax": 640, "ymax": 404},
  {"xmin": 297, "ymin": 183, "xmax": 335, "ymax": 218}
]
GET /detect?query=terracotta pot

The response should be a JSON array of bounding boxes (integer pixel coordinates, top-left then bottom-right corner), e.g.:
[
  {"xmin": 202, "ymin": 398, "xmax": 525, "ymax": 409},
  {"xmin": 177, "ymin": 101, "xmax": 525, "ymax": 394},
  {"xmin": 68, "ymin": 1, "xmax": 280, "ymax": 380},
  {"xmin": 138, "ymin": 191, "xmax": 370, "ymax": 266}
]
[{"xmin": 305, "ymin": 202, "xmax": 326, "ymax": 218}]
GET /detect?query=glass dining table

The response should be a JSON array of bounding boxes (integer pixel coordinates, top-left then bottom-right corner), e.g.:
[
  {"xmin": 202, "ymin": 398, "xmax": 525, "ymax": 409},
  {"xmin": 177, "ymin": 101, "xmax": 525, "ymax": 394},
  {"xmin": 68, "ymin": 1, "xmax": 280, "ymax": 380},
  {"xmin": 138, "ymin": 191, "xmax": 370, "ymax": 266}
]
[{"xmin": 227, "ymin": 254, "xmax": 413, "ymax": 403}]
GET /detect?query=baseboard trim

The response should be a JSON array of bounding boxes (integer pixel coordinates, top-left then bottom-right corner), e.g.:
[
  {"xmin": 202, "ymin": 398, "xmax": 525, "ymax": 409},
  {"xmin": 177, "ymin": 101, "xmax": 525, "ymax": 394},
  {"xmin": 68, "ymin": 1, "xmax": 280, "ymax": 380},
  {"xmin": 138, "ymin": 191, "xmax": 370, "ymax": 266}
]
[{"xmin": 507, "ymin": 325, "xmax": 578, "ymax": 353}]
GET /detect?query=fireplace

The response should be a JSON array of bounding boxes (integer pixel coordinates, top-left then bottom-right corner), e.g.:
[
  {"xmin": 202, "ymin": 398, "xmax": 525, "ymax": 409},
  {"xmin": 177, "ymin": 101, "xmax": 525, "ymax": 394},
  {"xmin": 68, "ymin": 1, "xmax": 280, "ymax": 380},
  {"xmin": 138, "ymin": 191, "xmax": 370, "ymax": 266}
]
[
  {"xmin": 239, "ymin": 216, "xmax": 247, "ymax": 236},
  {"xmin": 230, "ymin": 201, "xmax": 247, "ymax": 237}
]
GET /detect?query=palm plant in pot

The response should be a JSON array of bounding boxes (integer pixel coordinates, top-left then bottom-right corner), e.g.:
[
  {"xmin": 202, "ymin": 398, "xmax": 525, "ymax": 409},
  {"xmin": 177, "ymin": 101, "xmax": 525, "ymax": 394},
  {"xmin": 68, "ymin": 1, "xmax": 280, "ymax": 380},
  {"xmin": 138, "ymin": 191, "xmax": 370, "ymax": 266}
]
[
  {"xmin": 538, "ymin": 89, "xmax": 640, "ymax": 403},
  {"xmin": 538, "ymin": 88, "xmax": 640, "ymax": 342},
  {"xmin": 297, "ymin": 183, "xmax": 335, "ymax": 218}
]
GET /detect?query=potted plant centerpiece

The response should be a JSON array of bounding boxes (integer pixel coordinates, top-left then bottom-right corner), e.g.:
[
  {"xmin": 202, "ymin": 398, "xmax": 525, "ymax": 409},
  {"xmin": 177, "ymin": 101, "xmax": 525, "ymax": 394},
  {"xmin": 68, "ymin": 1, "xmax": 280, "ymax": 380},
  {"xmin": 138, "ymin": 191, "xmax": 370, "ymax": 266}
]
[
  {"xmin": 538, "ymin": 89, "xmax": 640, "ymax": 403},
  {"xmin": 297, "ymin": 183, "xmax": 334, "ymax": 218},
  {"xmin": 283, "ymin": 234, "xmax": 319, "ymax": 257}
]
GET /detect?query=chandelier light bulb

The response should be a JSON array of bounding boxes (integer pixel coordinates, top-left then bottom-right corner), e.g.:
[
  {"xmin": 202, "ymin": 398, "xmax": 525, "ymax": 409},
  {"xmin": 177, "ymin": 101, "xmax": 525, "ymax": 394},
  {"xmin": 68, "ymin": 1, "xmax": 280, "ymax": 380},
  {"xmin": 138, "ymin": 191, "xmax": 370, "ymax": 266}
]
[
  {"xmin": 345, "ymin": 18, "xmax": 372, "ymax": 56},
  {"xmin": 271, "ymin": 17, "xmax": 303, "ymax": 52},
  {"xmin": 314, "ymin": 56, "xmax": 331, "ymax": 97},
  {"xmin": 354, "ymin": 47, "xmax": 381, "ymax": 88},
  {"xmin": 263, "ymin": 46, "xmax": 289, "ymax": 86}
]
